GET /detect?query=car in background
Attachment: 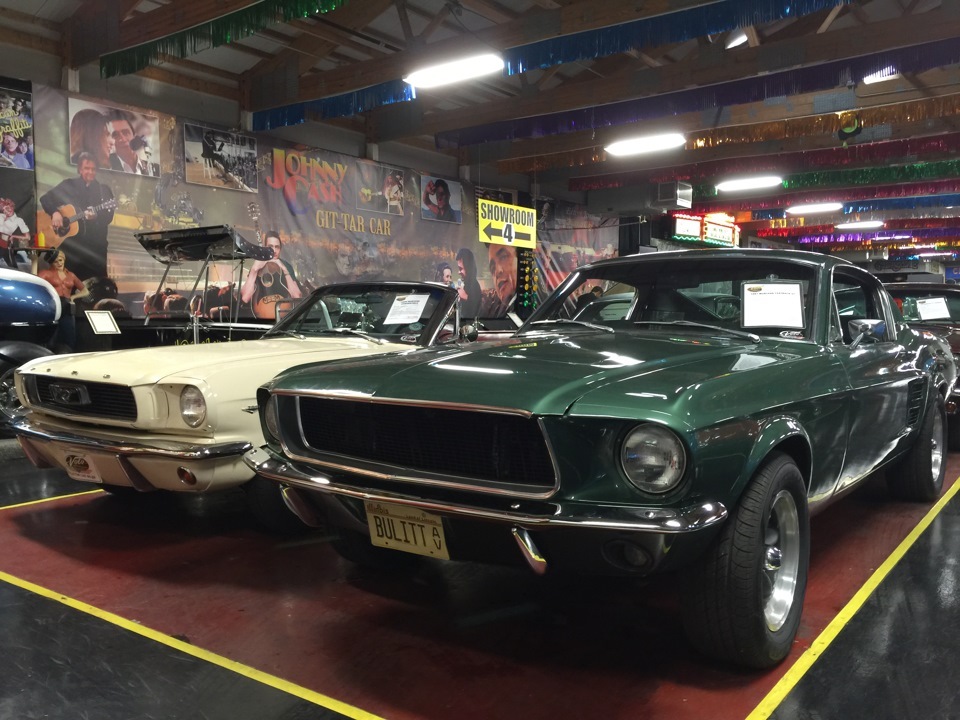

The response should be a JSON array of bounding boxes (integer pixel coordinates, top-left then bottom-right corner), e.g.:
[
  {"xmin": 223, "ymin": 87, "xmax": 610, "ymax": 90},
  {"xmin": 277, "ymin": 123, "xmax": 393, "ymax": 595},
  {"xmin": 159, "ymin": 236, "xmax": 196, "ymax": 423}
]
[
  {"xmin": 884, "ymin": 282, "xmax": 960, "ymax": 447},
  {"xmin": 0, "ymin": 266, "xmax": 60, "ymax": 429},
  {"xmin": 246, "ymin": 249, "xmax": 953, "ymax": 668},
  {"xmin": 13, "ymin": 282, "xmax": 463, "ymax": 532}
]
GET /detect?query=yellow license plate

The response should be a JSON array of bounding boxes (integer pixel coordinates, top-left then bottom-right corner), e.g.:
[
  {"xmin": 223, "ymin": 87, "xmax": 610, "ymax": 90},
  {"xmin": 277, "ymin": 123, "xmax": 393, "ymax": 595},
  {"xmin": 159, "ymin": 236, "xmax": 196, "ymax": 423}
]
[{"xmin": 364, "ymin": 501, "xmax": 449, "ymax": 559}]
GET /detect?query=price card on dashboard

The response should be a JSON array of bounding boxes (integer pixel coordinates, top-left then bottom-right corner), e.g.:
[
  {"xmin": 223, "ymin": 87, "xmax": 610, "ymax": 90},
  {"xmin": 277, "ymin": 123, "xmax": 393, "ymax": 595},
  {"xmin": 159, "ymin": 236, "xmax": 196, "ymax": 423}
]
[
  {"xmin": 742, "ymin": 282, "xmax": 805, "ymax": 328},
  {"xmin": 385, "ymin": 294, "xmax": 430, "ymax": 325},
  {"xmin": 916, "ymin": 296, "xmax": 951, "ymax": 321}
]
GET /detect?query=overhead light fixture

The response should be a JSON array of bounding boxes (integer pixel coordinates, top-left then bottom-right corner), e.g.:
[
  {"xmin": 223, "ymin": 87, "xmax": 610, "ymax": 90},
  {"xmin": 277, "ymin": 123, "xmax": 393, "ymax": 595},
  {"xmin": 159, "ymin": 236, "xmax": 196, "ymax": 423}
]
[
  {"xmin": 785, "ymin": 202, "xmax": 844, "ymax": 215},
  {"xmin": 835, "ymin": 220, "xmax": 884, "ymax": 229},
  {"xmin": 726, "ymin": 32, "xmax": 748, "ymax": 49},
  {"xmin": 715, "ymin": 175, "xmax": 783, "ymax": 192},
  {"xmin": 604, "ymin": 133, "xmax": 686, "ymax": 157},
  {"xmin": 403, "ymin": 53, "xmax": 504, "ymax": 89},
  {"xmin": 862, "ymin": 67, "xmax": 901, "ymax": 85}
]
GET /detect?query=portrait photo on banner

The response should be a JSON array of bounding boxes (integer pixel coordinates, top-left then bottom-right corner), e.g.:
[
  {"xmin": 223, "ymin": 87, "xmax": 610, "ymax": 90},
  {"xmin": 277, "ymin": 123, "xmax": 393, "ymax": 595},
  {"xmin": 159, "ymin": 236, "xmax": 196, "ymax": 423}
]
[
  {"xmin": 67, "ymin": 97, "xmax": 161, "ymax": 176},
  {"xmin": 183, "ymin": 122, "xmax": 258, "ymax": 193},
  {"xmin": 356, "ymin": 160, "xmax": 405, "ymax": 216},
  {"xmin": 420, "ymin": 174, "xmax": 463, "ymax": 224},
  {"xmin": 0, "ymin": 85, "xmax": 33, "ymax": 172}
]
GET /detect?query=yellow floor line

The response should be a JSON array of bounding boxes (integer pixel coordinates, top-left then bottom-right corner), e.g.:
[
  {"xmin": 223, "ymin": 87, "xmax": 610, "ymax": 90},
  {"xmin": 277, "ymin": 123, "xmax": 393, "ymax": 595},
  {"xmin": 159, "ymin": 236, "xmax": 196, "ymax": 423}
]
[
  {"xmin": 0, "ymin": 569, "xmax": 384, "ymax": 720},
  {"xmin": 748, "ymin": 474, "xmax": 960, "ymax": 719},
  {"xmin": 0, "ymin": 489, "xmax": 102, "ymax": 511}
]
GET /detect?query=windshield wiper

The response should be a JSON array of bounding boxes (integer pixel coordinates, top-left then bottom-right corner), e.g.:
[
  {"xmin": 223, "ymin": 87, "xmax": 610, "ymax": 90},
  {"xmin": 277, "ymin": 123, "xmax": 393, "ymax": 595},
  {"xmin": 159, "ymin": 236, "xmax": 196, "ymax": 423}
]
[
  {"xmin": 315, "ymin": 327, "xmax": 384, "ymax": 344},
  {"xmin": 523, "ymin": 319, "xmax": 614, "ymax": 333},
  {"xmin": 633, "ymin": 320, "xmax": 761, "ymax": 343},
  {"xmin": 264, "ymin": 329, "xmax": 306, "ymax": 339}
]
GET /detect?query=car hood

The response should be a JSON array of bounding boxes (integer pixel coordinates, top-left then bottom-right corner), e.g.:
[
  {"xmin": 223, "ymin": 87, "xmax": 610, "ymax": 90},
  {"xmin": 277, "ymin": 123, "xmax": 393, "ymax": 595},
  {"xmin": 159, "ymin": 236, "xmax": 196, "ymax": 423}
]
[
  {"xmin": 19, "ymin": 336, "xmax": 409, "ymax": 388},
  {"xmin": 272, "ymin": 331, "xmax": 809, "ymax": 417}
]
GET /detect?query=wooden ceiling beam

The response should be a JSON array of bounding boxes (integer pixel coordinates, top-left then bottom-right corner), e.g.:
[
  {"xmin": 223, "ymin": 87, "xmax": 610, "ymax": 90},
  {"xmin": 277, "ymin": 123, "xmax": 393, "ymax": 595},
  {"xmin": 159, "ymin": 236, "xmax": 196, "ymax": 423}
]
[
  {"xmin": 136, "ymin": 66, "xmax": 239, "ymax": 100},
  {"xmin": 377, "ymin": 7, "xmax": 957, "ymax": 141},
  {"xmin": 456, "ymin": 0, "xmax": 518, "ymax": 24},
  {"xmin": 284, "ymin": 0, "xmax": 744, "ymax": 110},
  {"xmin": 117, "ymin": 0, "xmax": 261, "ymax": 49}
]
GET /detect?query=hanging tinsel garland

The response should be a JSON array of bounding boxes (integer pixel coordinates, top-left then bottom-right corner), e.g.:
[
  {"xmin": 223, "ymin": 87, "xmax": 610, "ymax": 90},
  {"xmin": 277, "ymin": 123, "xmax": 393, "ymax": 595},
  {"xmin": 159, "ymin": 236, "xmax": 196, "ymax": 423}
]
[
  {"xmin": 795, "ymin": 227, "xmax": 960, "ymax": 244},
  {"xmin": 694, "ymin": 179, "xmax": 960, "ymax": 214},
  {"xmin": 101, "ymin": 0, "xmax": 349, "ymax": 79},
  {"xmin": 252, "ymin": 79, "xmax": 415, "ymax": 129},
  {"xmin": 440, "ymin": 37, "xmax": 960, "ymax": 149},
  {"xmin": 503, "ymin": 0, "xmax": 848, "ymax": 75},
  {"xmin": 756, "ymin": 218, "xmax": 960, "ymax": 239},
  {"xmin": 844, "ymin": 193, "xmax": 960, "ymax": 214},
  {"xmin": 569, "ymin": 133, "xmax": 960, "ymax": 192},
  {"xmin": 694, "ymin": 158, "xmax": 960, "ymax": 200}
]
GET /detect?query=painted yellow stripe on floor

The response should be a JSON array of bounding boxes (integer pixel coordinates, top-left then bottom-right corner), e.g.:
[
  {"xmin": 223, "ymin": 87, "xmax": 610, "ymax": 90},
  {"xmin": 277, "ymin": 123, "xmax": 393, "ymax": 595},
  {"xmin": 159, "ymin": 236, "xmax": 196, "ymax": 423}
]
[
  {"xmin": 748, "ymin": 474, "xmax": 960, "ymax": 719},
  {"xmin": 0, "ymin": 489, "xmax": 102, "ymax": 511},
  {"xmin": 0, "ymin": 569, "xmax": 383, "ymax": 720}
]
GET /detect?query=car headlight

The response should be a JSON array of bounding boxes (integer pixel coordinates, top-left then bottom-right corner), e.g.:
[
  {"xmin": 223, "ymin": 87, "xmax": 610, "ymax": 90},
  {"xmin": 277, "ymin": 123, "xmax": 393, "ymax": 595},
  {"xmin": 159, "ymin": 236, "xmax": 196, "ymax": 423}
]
[
  {"xmin": 263, "ymin": 393, "xmax": 280, "ymax": 442},
  {"xmin": 619, "ymin": 424, "xmax": 686, "ymax": 494},
  {"xmin": 180, "ymin": 385, "xmax": 207, "ymax": 428}
]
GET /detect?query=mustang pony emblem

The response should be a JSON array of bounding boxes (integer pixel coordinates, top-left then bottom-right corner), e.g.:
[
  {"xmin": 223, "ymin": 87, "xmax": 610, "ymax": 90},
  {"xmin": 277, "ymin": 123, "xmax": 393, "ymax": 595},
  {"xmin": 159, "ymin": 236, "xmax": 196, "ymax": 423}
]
[{"xmin": 48, "ymin": 383, "xmax": 90, "ymax": 406}]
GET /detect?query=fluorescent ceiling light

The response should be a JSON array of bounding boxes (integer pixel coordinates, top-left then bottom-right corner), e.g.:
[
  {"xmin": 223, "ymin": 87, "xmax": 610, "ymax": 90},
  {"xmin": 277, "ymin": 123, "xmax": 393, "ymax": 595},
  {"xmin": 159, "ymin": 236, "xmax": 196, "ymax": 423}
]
[
  {"xmin": 726, "ymin": 32, "xmax": 748, "ymax": 49},
  {"xmin": 785, "ymin": 202, "xmax": 844, "ymax": 215},
  {"xmin": 835, "ymin": 220, "xmax": 884, "ymax": 229},
  {"xmin": 403, "ymin": 54, "xmax": 504, "ymax": 89},
  {"xmin": 862, "ymin": 67, "xmax": 901, "ymax": 85},
  {"xmin": 604, "ymin": 133, "xmax": 686, "ymax": 157},
  {"xmin": 715, "ymin": 175, "xmax": 782, "ymax": 192}
]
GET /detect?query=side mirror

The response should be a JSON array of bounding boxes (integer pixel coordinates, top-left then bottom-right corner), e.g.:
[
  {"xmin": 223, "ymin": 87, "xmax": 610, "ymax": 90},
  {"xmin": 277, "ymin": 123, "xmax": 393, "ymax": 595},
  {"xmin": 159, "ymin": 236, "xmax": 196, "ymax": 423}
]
[
  {"xmin": 459, "ymin": 323, "xmax": 479, "ymax": 342},
  {"xmin": 848, "ymin": 318, "xmax": 885, "ymax": 349}
]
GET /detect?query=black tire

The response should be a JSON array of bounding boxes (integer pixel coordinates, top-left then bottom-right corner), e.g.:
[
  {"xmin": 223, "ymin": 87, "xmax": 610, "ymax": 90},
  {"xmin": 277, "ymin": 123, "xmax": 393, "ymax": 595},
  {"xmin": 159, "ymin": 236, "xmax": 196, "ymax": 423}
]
[
  {"xmin": 243, "ymin": 475, "xmax": 310, "ymax": 535},
  {"xmin": 888, "ymin": 393, "xmax": 946, "ymax": 502},
  {"xmin": 681, "ymin": 452, "xmax": 809, "ymax": 669},
  {"xmin": 331, "ymin": 527, "xmax": 421, "ymax": 571}
]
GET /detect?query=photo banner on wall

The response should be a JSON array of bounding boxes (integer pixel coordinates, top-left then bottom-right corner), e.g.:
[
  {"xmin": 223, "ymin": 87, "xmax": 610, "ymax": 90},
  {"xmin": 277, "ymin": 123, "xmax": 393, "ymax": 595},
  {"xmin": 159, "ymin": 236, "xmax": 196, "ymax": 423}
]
[
  {"xmin": 34, "ymin": 84, "xmax": 619, "ymax": 322},
  {"xmin": 0, "ymin": 77, "xmax": 36, "ymax": 268}
]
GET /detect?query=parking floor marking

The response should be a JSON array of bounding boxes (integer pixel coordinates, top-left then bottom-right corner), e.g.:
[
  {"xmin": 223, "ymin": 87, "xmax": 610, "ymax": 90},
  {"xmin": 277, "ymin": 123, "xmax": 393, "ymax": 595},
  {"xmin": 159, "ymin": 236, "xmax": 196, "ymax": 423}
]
[
  {"xmin": 0, "ymin": 568, "xmax": 384, "ymax": 720},
  {"xmin": 748, "ymin": 474, "xmax": 960, "ymax": 719},
  {"xmin": 0, "ymin": 489, "xmax": 102, "ymax": 511}
]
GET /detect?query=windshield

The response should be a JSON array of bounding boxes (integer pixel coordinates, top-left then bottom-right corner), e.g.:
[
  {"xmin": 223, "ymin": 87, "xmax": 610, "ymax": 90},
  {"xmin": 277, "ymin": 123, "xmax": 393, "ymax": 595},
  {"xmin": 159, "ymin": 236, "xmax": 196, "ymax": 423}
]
[
  {"xmin": 524, "ymin": 256, "xmax": 818, "ymax": 341},
  {"xmin": 266, "ymin": 284, "xmax": 453, "ymax": 344},
  {"xmin": 886, "ymin": 287, "xmax": 960, "ymax": 324}
]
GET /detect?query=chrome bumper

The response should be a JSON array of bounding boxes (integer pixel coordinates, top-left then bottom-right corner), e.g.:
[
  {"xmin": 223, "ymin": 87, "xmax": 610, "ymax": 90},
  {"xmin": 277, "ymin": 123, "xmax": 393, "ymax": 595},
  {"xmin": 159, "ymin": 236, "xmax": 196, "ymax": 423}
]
[
  {"xmin": 244, "ymin": 446, "xmax": 728, "ymax": 535},
  {"xmin": 13, "ymin": 417, "xmax": 253, "ymax": 462}
]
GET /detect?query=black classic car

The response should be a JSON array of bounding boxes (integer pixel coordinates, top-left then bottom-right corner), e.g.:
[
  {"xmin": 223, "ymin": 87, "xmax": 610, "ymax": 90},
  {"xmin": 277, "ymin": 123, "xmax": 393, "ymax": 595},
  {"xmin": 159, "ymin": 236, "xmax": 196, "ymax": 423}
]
[
  {"xmin": 245, "ymin": 249, "xmax": 953, "ymax": 668},
  {"xmin": 884, "ymin": 282, "xmax": 960, "ymax": 447}
]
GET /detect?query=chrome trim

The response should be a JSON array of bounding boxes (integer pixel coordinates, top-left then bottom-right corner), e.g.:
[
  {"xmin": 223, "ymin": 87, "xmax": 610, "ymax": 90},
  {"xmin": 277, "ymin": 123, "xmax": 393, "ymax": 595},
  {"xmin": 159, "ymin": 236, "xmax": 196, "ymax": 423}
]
[
  {"xmin": 273, "ymin": 389, "xmax": 535, "ymax": 419},
  {"xmin": 512, "ymin": 527, "xmax": 547, "ymax": 575},
  {"xmin": 12, "ymin": 417, "xmax": 253, "ymax": 461},
  {"xmin": 285, "ymin": 401, "xmax": 561, "ymax": 500},
  {"xmin": 245, "ymin": 450, "xmax": 728, "ymax": 534}
]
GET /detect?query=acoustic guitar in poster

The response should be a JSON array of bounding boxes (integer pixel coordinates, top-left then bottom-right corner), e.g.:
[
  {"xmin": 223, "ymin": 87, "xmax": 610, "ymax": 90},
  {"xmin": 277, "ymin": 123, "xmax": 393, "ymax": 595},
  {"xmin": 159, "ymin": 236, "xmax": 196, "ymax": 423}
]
[
  {"xmin": 247, "ymin": 202, "xmax": 292, "ymax": 320},
  {"xmin": 52, "ymin": 198, "xmax": 118, "ymax": 239}
]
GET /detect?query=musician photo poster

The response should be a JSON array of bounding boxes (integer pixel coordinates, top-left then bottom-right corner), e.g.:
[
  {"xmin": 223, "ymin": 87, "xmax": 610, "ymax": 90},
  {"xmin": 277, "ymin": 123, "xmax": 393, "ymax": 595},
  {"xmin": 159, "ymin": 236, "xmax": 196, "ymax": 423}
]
[
  {"xmin": 67, "ymin": 97, "xmax": 162, "ymax": 176},
  {"xmin": 184, "ymin": 123, "xmax": 258, "ymax": 192}
]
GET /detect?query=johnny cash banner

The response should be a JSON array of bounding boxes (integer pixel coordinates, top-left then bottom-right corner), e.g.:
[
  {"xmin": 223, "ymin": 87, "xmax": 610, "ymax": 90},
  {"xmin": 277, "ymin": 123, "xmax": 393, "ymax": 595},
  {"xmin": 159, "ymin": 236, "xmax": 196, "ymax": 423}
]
[
  {"xmin": 33, "ymin": 85, "xmax": 618, "ymax": 320},
  {"xmin": 0, "ymin": 77, "xmax": 36, "ymax": 267}
]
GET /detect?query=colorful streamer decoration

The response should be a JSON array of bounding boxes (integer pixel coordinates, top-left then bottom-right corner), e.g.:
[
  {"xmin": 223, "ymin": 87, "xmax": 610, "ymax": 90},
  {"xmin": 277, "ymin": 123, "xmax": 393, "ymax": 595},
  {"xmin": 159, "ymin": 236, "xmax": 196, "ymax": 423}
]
[
  {"xmin": 101, "ymin": 0, "xmax": 349, "ymax": 79},
  {"xmin": 503, "ymin": 0, "xmax": 849, "ymax": 75},
  {"xmin": 253, "ymin": 79, "xmax": 415, "ymax": 129},
  {"xmin": 441, "ymin": 37, "xmax": 960, "ymax": 149}
]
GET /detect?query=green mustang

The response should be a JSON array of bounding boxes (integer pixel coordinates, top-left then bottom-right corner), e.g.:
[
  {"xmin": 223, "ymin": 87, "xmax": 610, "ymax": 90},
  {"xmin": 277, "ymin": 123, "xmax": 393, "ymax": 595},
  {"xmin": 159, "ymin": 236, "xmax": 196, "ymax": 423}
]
[{"xmin": 245, "ymin": 249, "xmax": 953, "ymax": 668}]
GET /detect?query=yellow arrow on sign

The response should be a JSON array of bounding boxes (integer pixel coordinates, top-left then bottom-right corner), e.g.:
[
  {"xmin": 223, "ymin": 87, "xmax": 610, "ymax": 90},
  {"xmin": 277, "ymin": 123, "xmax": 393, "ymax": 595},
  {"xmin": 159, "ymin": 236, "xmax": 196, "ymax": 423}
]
[{"xmin": 477, "ymin": 198, "xmax": 537, "ymax": 248}]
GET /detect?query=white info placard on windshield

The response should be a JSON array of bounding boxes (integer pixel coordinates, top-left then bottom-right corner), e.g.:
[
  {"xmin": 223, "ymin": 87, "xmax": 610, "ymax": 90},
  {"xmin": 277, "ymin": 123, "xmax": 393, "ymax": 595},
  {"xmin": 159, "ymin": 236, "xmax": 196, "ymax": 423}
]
[
  {"xmin": 385, "ymin": 294, "xmax": 430, "ymax": 325},
  {"xmin": 742, "ymin": 282, "xmax": 805, "ymax": 328}
]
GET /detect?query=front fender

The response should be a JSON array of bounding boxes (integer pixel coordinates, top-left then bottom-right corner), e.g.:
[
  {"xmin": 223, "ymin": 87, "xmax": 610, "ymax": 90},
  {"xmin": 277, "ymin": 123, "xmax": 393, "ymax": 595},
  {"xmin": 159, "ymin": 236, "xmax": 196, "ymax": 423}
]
[
  {"xmin": 0, "ymin": 341, "xmax": 55, "ymax": 372},
  {"xmin": 736, "ymin": 415, "xmax": 811, "ymax": 499}
]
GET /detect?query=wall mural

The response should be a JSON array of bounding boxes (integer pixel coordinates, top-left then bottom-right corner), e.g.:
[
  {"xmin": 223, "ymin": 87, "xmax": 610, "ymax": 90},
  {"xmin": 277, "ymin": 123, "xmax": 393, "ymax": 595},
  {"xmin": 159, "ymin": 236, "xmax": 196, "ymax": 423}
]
[
  {"xmin": 32, "ymin": 85, "xmax": 618, "ymax": 322},
  {"xmin": 0, "ymin": 78, "xmax": 35, "ymax": 268}
]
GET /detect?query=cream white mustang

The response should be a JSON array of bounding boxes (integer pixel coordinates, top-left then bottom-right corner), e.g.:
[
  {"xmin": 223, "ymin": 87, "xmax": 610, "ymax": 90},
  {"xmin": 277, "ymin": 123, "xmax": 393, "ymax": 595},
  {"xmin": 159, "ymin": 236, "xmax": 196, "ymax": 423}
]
[{"xmin": 13, "ymin": 282, "xmax": 459, "ymax": 531}]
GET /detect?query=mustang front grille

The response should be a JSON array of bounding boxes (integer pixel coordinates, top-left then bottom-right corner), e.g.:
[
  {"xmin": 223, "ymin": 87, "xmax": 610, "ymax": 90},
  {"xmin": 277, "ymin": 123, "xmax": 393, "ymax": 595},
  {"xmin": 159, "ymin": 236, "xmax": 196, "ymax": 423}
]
[
  {"xmin": 295, "ymin": 397, "xmax": 556, "ymax": 489},
  {"xmin": 26, "ymin": 376, "xmax": 137, "ymax": 421}
]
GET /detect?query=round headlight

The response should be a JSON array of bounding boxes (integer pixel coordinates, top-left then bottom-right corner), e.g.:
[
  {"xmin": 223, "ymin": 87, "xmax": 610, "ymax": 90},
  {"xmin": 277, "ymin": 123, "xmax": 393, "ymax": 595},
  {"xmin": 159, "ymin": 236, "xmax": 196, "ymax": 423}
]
[
  {"xmin": 264, "ymin": 394, "xmax": 280, "ymax": 442},
  {"xmin": 620, "ymin": 424, "xmax": 686, "ymax": 494},
  {"xmin": 180, "ymin": 385, "xmax": 207, "ymax": 428}
]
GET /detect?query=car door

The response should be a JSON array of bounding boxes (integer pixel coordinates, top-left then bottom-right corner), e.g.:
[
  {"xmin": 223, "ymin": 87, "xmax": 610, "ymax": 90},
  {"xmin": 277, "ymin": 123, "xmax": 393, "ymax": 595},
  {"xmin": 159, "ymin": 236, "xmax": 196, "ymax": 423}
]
[{"xmin": 830, "ymin": 267, "xmax": 918, "ymax": 491}]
